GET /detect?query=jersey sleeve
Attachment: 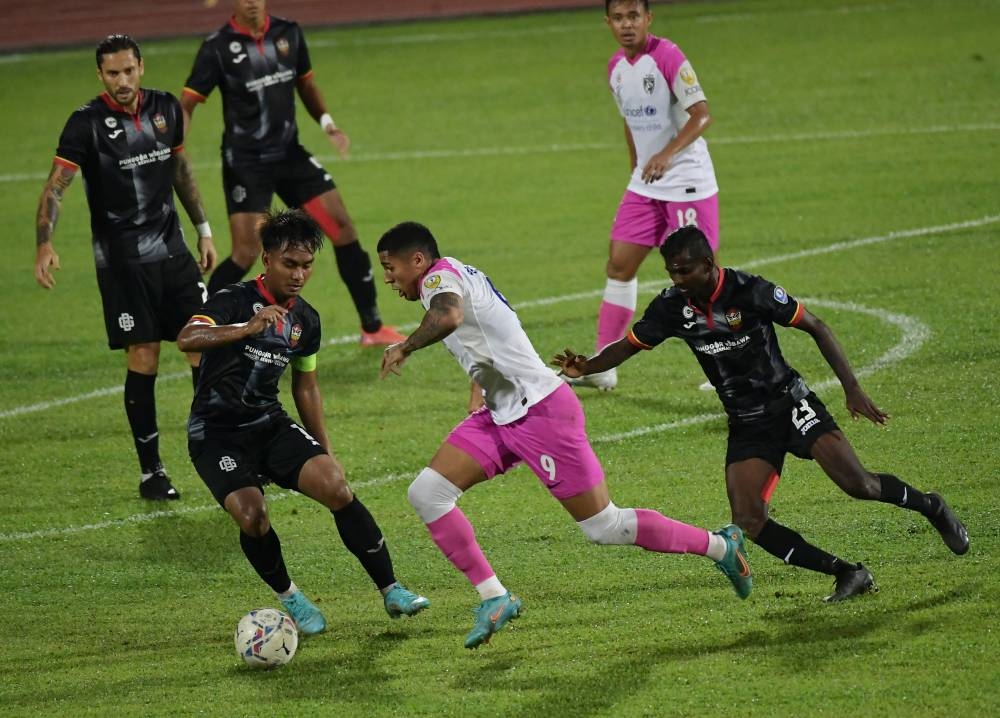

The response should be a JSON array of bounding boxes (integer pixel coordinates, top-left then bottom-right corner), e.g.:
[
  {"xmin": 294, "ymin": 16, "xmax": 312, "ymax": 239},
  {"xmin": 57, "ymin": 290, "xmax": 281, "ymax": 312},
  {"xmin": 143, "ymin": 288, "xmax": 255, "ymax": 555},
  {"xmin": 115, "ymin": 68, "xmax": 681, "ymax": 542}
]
[
  {"xmin": 653, "ymin": 42, "xmax": 708, "ymax": 110},
  {"xmin": 54, "ymin": 110, "xmax": 91, "ymax": 169},
  {"xmin": 188, "ymin": 286, "xmax": 239, "ymax": 326},
  {"xmin": 419, "ymin": 266, "xmax": 464, "ymax": 307},
  {"xmin": 183, "ymin": 37, "xmax": 221, "ymax": 101},
  {"xmin": 627, "ymin": 293, "xmax": 676, "ymax": 349},
  {"xmin": 295, "ymin": 24, "xmax": 312, "ymax": 78},
  {"xmin": 750, "ymin": 276, "xmax": 804, "ymax": 327},
  {"xmin": 165, "ymin": 94, "xmax": 185, "ymax": 149}
]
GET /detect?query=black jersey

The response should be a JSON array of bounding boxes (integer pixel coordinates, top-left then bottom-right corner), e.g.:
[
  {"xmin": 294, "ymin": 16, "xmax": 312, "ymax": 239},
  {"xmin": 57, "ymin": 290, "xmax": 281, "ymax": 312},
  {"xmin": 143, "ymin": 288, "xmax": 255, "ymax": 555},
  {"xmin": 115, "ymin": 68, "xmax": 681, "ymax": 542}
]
[
  {"xmin": 184, "ymin": 15, "xmax": 312, "ymax": 165},
  {"xmin": 55, "ymin": 89, "xmax": 187, "ymax": 268},
  {"xmin": 629, "ymin": 268, "xmax": 810, "ymax": 420},
  {"xmin": 187, "ymin": 276, "xmax": 322, "ymax": 439}
]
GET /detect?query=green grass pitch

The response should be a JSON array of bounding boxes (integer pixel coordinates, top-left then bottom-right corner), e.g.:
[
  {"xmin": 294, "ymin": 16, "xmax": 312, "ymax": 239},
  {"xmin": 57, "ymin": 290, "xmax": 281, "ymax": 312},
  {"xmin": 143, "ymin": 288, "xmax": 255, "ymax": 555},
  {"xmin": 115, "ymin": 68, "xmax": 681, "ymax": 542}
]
[{"xmin": 1, "ymin": 1, "xmax": 997, "ymax": 715}]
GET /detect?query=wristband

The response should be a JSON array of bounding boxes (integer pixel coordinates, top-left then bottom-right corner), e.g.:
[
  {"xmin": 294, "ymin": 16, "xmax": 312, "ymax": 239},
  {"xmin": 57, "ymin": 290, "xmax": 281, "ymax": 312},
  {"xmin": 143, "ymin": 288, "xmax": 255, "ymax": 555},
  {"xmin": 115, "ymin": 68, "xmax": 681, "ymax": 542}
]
[
  {"xmin": 319, "ymin": 113, "xmax": 337, "ymax": 132},
  {"xmin": 196, "ymin": 221, "xmax": 212, "ymax": 238}
]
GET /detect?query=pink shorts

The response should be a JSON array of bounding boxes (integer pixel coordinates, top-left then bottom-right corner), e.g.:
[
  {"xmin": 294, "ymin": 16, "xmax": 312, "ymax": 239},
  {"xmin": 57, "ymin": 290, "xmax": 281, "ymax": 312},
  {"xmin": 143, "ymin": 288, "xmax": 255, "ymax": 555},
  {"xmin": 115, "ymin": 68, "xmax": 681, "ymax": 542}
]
[
  {"xmin": 610, "ymin": 190, "xmax": 720, "ymax": 251},
  {"xmin": 446, "ymin": 383, "xmax": 605, "ymax": 500}
]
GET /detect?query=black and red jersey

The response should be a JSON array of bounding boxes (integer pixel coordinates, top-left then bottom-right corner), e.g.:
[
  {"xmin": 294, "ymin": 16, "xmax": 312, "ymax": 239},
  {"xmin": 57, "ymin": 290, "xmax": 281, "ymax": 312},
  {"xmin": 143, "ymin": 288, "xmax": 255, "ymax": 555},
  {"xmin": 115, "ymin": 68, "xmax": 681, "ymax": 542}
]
[
  {"xmin": 55, "ymin": 89, "xmax": 187, "ymax": 268},
  {"xmin": 629, "ymin": 268, "xmax": 810, "ymax": 420},
  {"xmin": 184, "ymin": 14, "xmax": 312, "ymax": 165},
  {"xmin": 187, "ymin": 277, "xmax": 322, "ymax": 439}
]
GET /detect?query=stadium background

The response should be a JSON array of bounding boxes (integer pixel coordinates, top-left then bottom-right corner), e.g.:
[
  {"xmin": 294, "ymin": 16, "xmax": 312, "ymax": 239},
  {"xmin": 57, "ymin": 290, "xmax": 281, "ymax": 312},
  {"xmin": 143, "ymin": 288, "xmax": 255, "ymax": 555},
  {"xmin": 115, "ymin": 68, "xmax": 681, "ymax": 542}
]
[{"xmin": 1, "ymin": 0, "xmax": 598, "ymax": 51}]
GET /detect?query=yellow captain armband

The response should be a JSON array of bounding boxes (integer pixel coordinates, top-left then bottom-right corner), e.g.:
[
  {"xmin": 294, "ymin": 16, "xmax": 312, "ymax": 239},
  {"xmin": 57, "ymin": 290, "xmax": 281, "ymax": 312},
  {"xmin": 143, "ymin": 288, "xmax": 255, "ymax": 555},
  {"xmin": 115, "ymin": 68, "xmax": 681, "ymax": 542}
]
[{"xmin": 291, "ymin": 353, "xmax": 317, "ymax": 372}]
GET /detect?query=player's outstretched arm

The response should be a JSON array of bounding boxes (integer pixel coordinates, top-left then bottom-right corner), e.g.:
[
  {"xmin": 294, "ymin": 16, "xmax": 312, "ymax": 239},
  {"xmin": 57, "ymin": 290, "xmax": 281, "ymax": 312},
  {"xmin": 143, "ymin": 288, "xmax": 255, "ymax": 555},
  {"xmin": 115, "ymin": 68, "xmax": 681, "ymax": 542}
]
[
  {"xmin": 795, "ymin": 309, "xmax": 889, "ymax": 425},
  {"xmin": 380, "ymin": 292, "xmax": 463, "ymax": 379},
  {"xmin": 292, "ymin": 368, "xmax": 332, "ymax": 454},
  {"xmin": 171, "ymin": 148, "xmax": 216, "ymax": 273},
  {"xmin": 177, "ymin": 305, "xmax": 288, "ymax": 352},
  {"xmin": 34, "ymin": 162, "xmax": 75, "ymax": 289},
  {"xmin": 296, "ymin": 75, "xmax": 350, "ymax": 159},
  {"xmin": 553, "ymin": 337, "xmax": 639, "ymax": 378}
]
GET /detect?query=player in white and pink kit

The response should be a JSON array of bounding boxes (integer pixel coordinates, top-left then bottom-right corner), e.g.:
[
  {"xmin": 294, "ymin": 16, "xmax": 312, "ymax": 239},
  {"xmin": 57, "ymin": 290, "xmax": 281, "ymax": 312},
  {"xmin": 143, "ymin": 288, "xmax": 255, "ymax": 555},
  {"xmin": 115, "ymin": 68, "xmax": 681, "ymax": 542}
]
[
  {"xmin": 377, "ymin": 221, "xmax": 750, "ymax": 649},
  {"xmin": 573, "ymin": 0, "xmax": 719, "ymax": 390}
]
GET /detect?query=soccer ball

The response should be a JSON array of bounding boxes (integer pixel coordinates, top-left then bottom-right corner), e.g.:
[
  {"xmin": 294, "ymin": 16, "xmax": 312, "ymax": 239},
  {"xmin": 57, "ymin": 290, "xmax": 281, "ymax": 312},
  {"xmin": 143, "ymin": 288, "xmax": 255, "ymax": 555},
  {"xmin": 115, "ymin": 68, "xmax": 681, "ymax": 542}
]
[{"xmin": 234, "ymin": 608, "xmax": 298, "ymax": 669}]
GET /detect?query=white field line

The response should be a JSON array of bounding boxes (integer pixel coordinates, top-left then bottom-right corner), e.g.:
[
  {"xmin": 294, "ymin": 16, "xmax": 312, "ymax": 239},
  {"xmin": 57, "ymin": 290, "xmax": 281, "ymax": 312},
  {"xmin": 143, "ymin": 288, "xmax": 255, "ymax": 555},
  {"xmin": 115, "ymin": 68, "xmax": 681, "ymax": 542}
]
[
  {"xmin": 0, "ymin": 297, "xmax": 928, "ymax": 543},
  {"xmin": 0, "ymin": 2, "xmax": 913, "ymax": 64},
  {"xmin": 1, "ymin": 213, "xmax": 995, "ymax": 423},
  {"xmin": 4, "ymin": 124, "xmax": 999, "ymax": 185}
]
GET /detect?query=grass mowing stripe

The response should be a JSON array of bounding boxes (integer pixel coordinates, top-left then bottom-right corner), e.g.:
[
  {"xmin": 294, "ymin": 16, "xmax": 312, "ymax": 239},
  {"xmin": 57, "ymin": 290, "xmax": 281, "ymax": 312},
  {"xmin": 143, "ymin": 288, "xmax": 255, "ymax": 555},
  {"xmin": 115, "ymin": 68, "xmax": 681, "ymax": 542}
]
[
  {"xmin": 0, "ymin": 299, "xmax": 926, "ymax": 543},
  {"xmin": 1, "ymin": 214, "xmax": 990, "ymax": 422}
]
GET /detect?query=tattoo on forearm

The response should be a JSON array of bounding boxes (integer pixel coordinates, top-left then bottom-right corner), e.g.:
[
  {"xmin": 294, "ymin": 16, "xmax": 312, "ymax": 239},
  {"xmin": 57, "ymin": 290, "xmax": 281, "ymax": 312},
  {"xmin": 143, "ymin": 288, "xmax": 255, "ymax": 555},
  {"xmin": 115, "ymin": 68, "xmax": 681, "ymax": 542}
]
[
  {"xmin": 406, "ymin": 293, "xmax": 461, "ymax": 351},
  {"xmin": 36, "ymin": 166, "xmax": 74, "ymax": 246},
  {"xmin": 172, "ymin": 152, "xmax": 207, "ymax": 225}
]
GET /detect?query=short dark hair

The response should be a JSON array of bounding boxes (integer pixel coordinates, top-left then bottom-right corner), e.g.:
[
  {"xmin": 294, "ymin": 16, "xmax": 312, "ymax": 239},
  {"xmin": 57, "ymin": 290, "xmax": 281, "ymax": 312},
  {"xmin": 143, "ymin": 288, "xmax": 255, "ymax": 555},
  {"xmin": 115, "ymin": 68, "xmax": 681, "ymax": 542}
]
[
  {"xmin": 377, "ymin": 221, "xmax": 442, "ymax": 261},
  {"xmin": 95, "ymin": 34, "xmax": 141, "ymax": 68},
  {"xmin": 660, "ymin": 225, "xmax": 713, "ymax": 262},
  {"xmin": 605, "ymin": 0, "xmax": 650, "ymax": 15},
  {"xmin": 259, "ymin": 209, "xmax": 324, "ymax": 255}
]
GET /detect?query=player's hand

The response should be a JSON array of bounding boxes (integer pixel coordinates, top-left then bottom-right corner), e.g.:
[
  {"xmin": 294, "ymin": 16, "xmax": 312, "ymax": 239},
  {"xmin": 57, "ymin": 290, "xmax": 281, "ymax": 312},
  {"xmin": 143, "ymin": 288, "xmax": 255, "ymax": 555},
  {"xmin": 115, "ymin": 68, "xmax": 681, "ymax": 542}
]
[
  {"xmin": 34, "ymin": 242, "xmax": 61, "ymax": 289},
  {"xmin": 380, "ymin": 342, "xmax": 409, "ymax": 379},
  {"xmin": 326, "ymin": 128, "xmax": 350, "ymax": 159},
  {"xmin": 198, "ymin": 235, "xmax": 218, "ymax": 274},
  {"xmin": 641, "ymin": 150, "xmax": 672, "ymax": 183},
  {"xmin": 245, "ymin": 305, "xmax": 288, "ymax": 336},
  {"xmin": 845, "ymin": 385, "xmax": 889, "ymax": 425},
  {"xmin": 552, "ymin": 348, "xmax": 588, "ymax": 378}
]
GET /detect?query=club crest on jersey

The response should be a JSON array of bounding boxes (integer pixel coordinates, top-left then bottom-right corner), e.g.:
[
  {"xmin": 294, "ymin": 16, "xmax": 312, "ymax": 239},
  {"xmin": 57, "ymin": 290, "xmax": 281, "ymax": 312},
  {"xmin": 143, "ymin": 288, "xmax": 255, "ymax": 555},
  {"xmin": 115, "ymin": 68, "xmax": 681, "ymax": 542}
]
[
  {"xmin": 773, "ymin": 286, "xmax": 789, "ymax": 304},
  {"xmin": 423, "ymin": 274, "xmax": 442, "ymax": 290},
  {"xmin": 643, "ymin": 74, "xmax": 655, "ymax": 95},
  {"xmin": 725, "ymin": 308, "xmax": 743, "ymax": 330},
  {"xmin": 152, "ymin": 113, "xmax": 167, "ymax": 133},
  {"xmin": 289, "ymin": 323, "xmax": 303, "ymax": 347},
  {"xmin": 104, "ymin": 116, "xmax": 118, "ymax": 128},
  {"xmin": 276, "ymin": 37, "xmax": 290, "ymax": 55}
]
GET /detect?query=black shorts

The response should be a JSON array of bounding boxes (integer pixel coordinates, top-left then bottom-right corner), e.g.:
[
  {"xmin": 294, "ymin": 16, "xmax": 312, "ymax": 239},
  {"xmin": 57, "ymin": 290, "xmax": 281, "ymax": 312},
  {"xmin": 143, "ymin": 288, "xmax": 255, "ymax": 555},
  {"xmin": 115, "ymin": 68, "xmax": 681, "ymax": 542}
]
[
  {"xmin": 725, "ymin": 391, "xmax": 840, "ymax": 474},
  {"xmin": 189, "ymin": 413, "xmax": 327, "ymax": 506},
  {"xmin": 96, "ymin": 253, "xmax": 207, "ymax": 350},
  {"xmin": 222, "ymin": 143, "xmax": 336, "ymax": 214}
]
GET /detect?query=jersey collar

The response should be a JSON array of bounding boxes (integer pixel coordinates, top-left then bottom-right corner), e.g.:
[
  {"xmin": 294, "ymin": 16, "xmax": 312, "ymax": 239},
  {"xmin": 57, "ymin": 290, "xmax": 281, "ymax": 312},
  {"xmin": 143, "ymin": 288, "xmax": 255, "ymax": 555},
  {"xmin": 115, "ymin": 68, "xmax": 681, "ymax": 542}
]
[
  {"xmin": 100, "ymin": 89, "xmax": 143, "ymax": 115},
  {"xmin": 229, "ymin": 14, "xmax": 271, "ymax": 39},
  {"xmin": 254, "ymin": 274, "xmax": 297, "ymax": 309}
]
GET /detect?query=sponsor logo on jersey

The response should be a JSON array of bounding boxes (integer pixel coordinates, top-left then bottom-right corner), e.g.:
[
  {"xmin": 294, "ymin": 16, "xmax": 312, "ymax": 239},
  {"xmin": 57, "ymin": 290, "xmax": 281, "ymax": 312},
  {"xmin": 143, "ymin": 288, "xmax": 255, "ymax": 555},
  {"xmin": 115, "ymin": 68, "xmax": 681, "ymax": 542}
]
[
  {"xmin": 725, "ymin": 308, "xmax": 743, "ymax": 330},
  {"xmin": 108, "ymin": 129, "xmax": 124, "ymax": 139},
  {"xmin": 104, "ymin": 116, "xmax": 118, "ymax": 128},
  {"xmin": 152, "ymin": 113, "xmax": 167, "ymax": 133},
  {"xmin": 642, "ymin": 74, "xmax": 655, "ymax": 94},
  {"xmin": 773, "ymin": 286, "xmax": 788, "ymax": 304},
  {"xmin": 252, "ymin": 302, "xmax": 264, "ymax": 314},
  {"xmin": 229, "ymin": 41, "xmax": 243, "ymax": 53},
  {"xmin": 682, "ymin": 305, "xmax": 695, "ymax": 319},
  {"xmin": 680, "ymin": 67, "xmax": 697, "ymax": 86},
  {"xmin": 276, "ymin": 37, "xmax": 290, "ymax": 56},
  {"xmin": 623, "ymin": 105, "xmax": 657, "ymax": 118},
  {"xmin": 644, "ymin": 105, "xmax": 657, "ymax": 116},
  {"xmin": 423, "ymin": 274, "xmax": 442, "ymax": 290},
  {"xmin": 290, "ymin": 323, "xmax": 302, "ymax": 347}
]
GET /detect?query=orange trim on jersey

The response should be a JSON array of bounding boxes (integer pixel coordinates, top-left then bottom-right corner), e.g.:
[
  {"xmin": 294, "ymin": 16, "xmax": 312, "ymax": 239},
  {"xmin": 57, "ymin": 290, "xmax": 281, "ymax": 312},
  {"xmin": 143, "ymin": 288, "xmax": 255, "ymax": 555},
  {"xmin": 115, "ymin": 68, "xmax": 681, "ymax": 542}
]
[
  {"xmin": 53, "ymin": 156, "xmax": 80, "ymax": 171},
  {"xmin": 228, "ymin": 14, "xmax": 270, "ymax": 39},
  {"xmin": 172, "ymin": 144, "xmax": 185, "ymax": 153},
  {"xmin": 188, "ymin": 315, "xmax": 217, "ymax": 326},
  {"xmin": 182, "ymin": 86, "xmax": 207, "ymax": 102},
  {"xmin": 709, "ymin": 267, "xmax": 727, "ymax": 303},
  {"xmin": 299, "ymin": 69, "xmax": 314, "ymax": 82},
  {"xmin": 626, "ymin": 329, "xmax": 653, "ymax": 350},
  {"xmin": 788, "ymin": 302, "xmax": 805, "ymax": 326}
]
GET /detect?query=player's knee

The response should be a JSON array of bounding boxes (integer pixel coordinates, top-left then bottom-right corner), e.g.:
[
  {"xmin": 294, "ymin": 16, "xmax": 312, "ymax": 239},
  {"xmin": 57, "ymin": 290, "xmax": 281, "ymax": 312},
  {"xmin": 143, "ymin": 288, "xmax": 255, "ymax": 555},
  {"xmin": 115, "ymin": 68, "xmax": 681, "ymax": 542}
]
[
  {"xmin": 408, "ymin": 467, "xmax": 463, "ymax": 524},
  {"xmin": 233, "ymin": 503, "xmax": 269, "ymax": 536},
  {"xmin": 842, "ymin": 471, "xmax": 881, "ymax": 500},
  {"xmin": 577, "ymin": 503, "xmax": 637, "ymax": 545},
  {"xmin": 735, "ymin": 511, "xmax": 767, "ymax": 539}
]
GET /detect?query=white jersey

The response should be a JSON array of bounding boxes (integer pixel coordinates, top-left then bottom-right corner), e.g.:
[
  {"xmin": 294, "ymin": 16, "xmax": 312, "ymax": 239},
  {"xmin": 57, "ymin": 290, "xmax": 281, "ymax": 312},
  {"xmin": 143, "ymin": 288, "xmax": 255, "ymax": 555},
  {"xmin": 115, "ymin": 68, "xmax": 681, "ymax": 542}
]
[
  {"xmin": 608, "ymin": 34, "xmax": 718, "ymax": 201},
  {"xmin": 419, "ymin": 257, "xmax": 562, "ymax": 425}
]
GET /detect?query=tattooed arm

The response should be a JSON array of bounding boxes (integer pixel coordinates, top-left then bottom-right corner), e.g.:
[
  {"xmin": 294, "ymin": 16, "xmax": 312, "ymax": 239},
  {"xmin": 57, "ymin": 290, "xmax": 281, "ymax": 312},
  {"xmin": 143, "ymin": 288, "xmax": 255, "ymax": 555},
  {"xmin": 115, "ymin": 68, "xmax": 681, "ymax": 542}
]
[
  {"xmin": 34, "ymin": 162, "xmax": 76, "ymax": 289},
  {"xmin": 380, "ymin": 292, "xmax": 463, "ymax": 378},
  {"xmin": 171, "ymin": 147, "xmax": 217, "ymax": 273}
]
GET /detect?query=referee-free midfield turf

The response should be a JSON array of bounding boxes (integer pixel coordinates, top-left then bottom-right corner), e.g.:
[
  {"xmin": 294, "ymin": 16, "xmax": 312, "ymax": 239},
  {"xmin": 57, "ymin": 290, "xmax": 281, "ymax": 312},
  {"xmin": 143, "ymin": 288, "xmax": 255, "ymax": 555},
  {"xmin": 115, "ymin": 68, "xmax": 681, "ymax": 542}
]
[{"xmin": 1, "ymin": 1, "xmax": 997, "ymax": 716}]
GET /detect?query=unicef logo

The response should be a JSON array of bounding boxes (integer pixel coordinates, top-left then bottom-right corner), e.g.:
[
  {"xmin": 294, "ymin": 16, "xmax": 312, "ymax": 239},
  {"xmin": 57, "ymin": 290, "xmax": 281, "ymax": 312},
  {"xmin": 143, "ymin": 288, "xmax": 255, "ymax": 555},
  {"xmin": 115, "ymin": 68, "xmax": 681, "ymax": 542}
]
[{"xmin": 644, "ymin": 106, "xmax": 657, "ymax": 117}]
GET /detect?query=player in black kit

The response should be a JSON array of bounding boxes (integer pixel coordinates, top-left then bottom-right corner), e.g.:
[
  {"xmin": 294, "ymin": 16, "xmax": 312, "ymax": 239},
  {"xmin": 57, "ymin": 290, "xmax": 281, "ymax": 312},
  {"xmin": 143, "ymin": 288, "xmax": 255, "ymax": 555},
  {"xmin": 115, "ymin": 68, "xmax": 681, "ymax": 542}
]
[
  {"xmin": 181, "ymin": 0, "xmax": 404, "ymax": 347},
  {"xmin": 177, "ymin": 209, "xmax": 428, "ymax": 633},
  {"xmin": 34, "ymin": 34, "xmax": 217, "ymax": 501},
  {"xmin": 554, "ymin": 226, "xmax": 970, "ymax": 602}
]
